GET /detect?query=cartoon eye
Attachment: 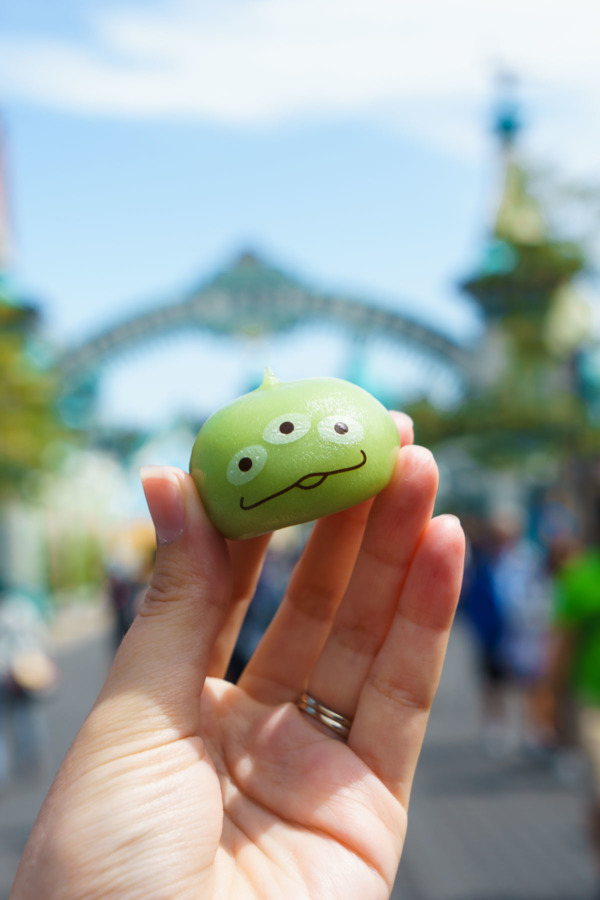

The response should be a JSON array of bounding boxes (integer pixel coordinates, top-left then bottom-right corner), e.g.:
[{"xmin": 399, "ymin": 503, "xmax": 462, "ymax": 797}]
[
  {"xmin": 262, "ymin": 412, "xmax": 311, "ymax": 445},
  {"xmin": 226, "ymin": 445, "xmax": 268, "ymax": 486},
  {"xmin": 317, "ymin": 414, "xmax": 364, "ymax": 445}
]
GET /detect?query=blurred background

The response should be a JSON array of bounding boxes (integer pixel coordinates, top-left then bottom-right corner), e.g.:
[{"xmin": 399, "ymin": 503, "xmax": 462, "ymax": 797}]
[{"xmin": 1, "ymin": 1, "xmax": 600, "ymax": 897}]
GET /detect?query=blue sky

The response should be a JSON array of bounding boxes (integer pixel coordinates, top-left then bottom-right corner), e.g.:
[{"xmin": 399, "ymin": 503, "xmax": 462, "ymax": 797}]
[{"xmin": 1, "ymin": 0, "xmax": 599, "ymax": 426}]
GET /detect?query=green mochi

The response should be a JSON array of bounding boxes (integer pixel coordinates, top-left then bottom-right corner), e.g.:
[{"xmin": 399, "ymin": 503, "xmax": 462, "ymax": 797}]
[{"xmin": 189, "ymin": 370, "xmax": 400, "ymax": 540}]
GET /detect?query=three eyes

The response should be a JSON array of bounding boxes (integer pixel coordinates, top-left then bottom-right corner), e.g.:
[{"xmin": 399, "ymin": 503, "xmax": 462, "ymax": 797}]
[{"xmin": 226, "ymin": 413, "xmax": 365, "ymax": 486}]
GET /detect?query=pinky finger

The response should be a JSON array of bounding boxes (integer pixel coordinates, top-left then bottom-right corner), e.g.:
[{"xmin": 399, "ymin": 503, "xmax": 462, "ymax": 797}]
[{"xmin": 348, "ymin": 514, "xmax": 465, "ymax": 808}]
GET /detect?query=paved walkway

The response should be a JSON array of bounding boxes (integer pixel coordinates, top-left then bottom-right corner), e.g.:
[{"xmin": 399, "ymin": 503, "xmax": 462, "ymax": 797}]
[
  {"xmin": 392, "ymin": 623, "xmax": 597, "ymax": 900},
  {"xmin": 0, "ymin": 617, "xmax": 597, "ymax": 899}
]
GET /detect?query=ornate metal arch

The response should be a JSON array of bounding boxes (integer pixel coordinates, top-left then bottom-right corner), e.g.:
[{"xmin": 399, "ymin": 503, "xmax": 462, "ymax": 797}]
[{"xmin": 58, "ymin": 252, "xmax": 471, "ymax": 391}]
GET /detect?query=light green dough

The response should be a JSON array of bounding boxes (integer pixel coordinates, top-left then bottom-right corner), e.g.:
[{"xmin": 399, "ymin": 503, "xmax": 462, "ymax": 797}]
[{"xmin": 189, "ymin": 370, "xmax": 400, "ymax": 540}]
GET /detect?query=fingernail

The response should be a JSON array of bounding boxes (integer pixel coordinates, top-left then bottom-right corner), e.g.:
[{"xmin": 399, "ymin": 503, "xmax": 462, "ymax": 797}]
[{"xmin": 140, "ymin": 467, "xmax": 185, "ymax": 545}]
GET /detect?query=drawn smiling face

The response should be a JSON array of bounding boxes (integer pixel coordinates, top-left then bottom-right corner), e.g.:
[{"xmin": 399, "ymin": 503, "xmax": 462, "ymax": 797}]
[{"xmin": 190, "ymin": 371, "xmax": 400, "ymax": 540}]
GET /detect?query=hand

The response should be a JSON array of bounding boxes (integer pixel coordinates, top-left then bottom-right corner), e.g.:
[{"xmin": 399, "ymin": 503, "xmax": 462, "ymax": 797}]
[{"xmin": 12, "ymin": 415, "xmax": 465, "ymax": 900}]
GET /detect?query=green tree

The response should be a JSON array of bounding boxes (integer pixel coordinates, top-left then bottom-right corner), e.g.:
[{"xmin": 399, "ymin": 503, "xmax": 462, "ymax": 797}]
[{"xmin": 0, "ymin": 277, "xmax": 71, "ymax": 501}]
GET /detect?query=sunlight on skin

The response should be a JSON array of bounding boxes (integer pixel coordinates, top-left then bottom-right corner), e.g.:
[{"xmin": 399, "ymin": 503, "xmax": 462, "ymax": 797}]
[{"xmin": 12, "ymin": 412, "xmax": 464, "ymax": 900}]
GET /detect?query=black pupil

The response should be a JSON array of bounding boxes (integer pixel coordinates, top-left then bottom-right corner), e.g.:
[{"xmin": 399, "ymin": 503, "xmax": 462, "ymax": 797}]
[
  {"xmin": 238, "ymin": 457, "xmax": 253, "ymax": 472},
  {"xmin": 334, "ymin": 422, "xmax": 349, "ymax": 435},
  {"xmin": 279, "ymin": 421, "xmax": 294, "ymax": 434}
]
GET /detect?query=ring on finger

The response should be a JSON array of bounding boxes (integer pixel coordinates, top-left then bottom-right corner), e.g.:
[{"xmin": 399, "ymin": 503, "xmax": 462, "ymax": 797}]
[{"xmin": 296, "ymin": 691, "xmax": 353, "ymax": 741}]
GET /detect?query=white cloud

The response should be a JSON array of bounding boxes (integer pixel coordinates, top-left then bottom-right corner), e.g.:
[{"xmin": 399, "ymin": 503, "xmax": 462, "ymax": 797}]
[{"xmin": 0, "ymin": 0, "xmax": 599, "ymax": 168}]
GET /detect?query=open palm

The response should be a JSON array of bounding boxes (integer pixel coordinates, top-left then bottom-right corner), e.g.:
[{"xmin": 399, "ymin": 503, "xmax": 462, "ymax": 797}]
[{"xmin": 12, "ymin": 415, "xmax": 464, "ymax": 900}]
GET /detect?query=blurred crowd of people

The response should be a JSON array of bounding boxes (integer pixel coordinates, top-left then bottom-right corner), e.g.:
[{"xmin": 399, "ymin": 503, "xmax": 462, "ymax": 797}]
[
  {"xmin": 461, "ymin": 508, "xmax": 600, "ymax": 866},
  {"xmin": 0, "ymin": 522, "xmax": 156, "ymax": 789},
  {"xmin": 0, "ymin": 585, "xmax": 58, "ymax": 788}
]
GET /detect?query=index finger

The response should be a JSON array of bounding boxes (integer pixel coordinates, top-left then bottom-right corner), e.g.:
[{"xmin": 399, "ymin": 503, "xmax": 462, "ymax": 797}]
[{"xmin": 207, "ymin": 533, "xmax": 272, "ymax": 678}]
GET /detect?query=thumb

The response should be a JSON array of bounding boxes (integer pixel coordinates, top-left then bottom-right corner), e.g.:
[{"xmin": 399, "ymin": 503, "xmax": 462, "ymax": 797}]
[{"xmin": 97, "ymin": 466, "xmax": 233, "ymax": 739}]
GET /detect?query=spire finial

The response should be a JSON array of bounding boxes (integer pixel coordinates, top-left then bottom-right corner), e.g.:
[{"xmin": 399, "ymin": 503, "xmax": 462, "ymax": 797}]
[{"xmin": 493, "ymin": 69, "xmax": 521, "ymax": 149}]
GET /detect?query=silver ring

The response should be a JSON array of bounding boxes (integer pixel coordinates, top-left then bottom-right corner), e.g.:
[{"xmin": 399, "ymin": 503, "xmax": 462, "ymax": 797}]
[{"xmin": 296, "ymin": 691, "xmax": 353, "ymax": 741}]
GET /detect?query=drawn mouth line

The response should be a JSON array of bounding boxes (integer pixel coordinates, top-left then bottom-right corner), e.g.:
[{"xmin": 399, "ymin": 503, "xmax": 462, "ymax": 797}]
[{"xmin": 240, "ymin": 450, "xmax": 367, "ymax": 511}]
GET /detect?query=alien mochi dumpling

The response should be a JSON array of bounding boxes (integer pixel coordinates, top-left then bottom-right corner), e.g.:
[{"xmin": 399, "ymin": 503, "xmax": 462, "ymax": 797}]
[{"xmin": 190, "ymin": 370, "xmax": 400, "ymax": 540}]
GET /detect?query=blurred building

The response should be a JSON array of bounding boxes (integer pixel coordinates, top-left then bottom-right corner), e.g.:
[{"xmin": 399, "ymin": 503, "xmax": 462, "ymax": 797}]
[
  {"xmin": 0, "ymin": 126, "xmax": 76, "ymax": 601},
  {"xmin": 411, "ymin": 90, "xmax": 600, "ymax": 538}
]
